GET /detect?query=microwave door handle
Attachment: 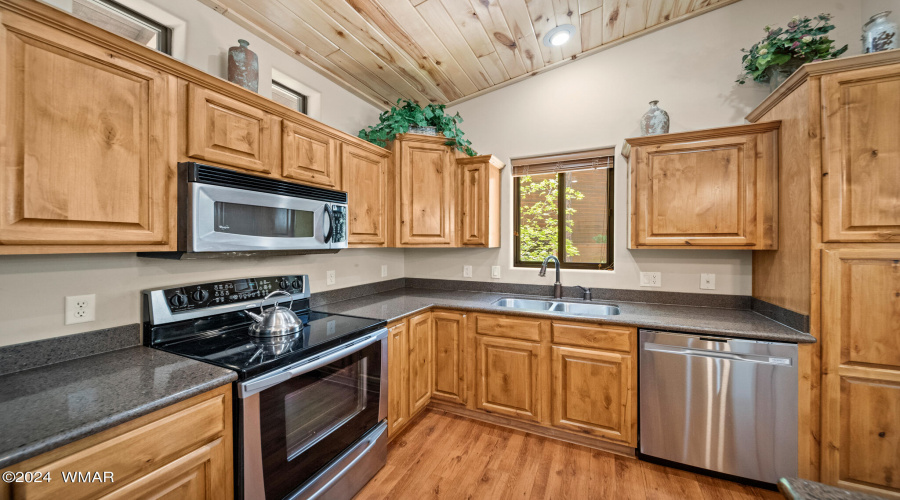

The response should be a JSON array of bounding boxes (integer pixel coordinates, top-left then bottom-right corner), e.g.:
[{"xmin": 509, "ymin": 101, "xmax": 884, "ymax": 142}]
[{"xmin": 323, "ymin": 204, "xmax": 334, "ymax": 243}]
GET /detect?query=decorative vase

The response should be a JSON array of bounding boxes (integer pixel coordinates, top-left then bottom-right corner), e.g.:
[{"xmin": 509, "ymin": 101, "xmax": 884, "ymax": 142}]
[
  {"xmin": 862, "ymin": 11, "xmax": 898, "ymax": 53},
  {"xmin": 765, "ymin": 58, "xmax": 804, "ymax": 92},
  {"xmin": 640, "ymin": 100, "xmax": 669, "ymax": 136},
  {"xmin": 228, "ymin": 39, "xmax": 259, "ymax": 92}
]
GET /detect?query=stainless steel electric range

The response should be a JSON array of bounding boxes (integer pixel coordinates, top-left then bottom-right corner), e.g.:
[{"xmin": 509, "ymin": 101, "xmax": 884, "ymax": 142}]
[{"xmin": 143, "ymin": 274, "xmax": 388, "ymax": 500}]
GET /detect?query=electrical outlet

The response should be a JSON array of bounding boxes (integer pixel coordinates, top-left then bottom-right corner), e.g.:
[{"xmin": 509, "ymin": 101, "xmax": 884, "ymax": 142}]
[
  {"xmin": 326, "ymin": 270, "xmax": 336, "ymax": 286},
  {"xmin": 700, "ymin": 273, "xmax": 716, "ymax": 290},
  {"xmin": 463, "ymin": 265, "xmax": 473, "ymax": 278},
  {"xmin": 640, "ymin": 272, "xmax": 662, "ymax": 287},
  {"xmin": 65, "ymin": 294, "xmax": 96, "ymax": 325},
  {"xmin": 491, "ymin": 266, "xmax": 501, "ymax": 279},
  {"xmin": 381, "ymin": 265, "xmax": 388, "ymax": 278}
]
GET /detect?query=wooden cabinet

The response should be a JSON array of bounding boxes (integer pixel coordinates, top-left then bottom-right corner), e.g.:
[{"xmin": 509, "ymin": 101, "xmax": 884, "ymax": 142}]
[
  {"xmin": 342, "ymin": 144, "xmax": 389, "ymax": 246},
  {"xmin": 0, "ymin": 385, "xmax": 232, "ymax": 499},
  {"xmin": 395, "ymin": 134, "xmax": 454, "ymax": 246},
  {"xmin": 456, "ymin": 155, "xmax": 504, "ymax": 247},
  {"xmin": 821, "ymin": 64, "xmax": 900, "ymax": 242},
  {"xmin": 186, "ymin": 84, "xmax": 278, "ymax": 174},
  {"xmin": 0, "ymin": 8, "xmax": 176, "ymax": 254},
  {"xmin": 282, "ymin": 121, "xmax": 340, "ymax": 188},
  {"xmin": 821, "ymin": 249, "xmax": 900, "ymax": 497},
  {"xmin": 627, "ymin": 122, "xmax": 779, "ymax": 249},
  {"xmin": 408, "ymin": 311, "xmax": 434, "ymax": 415},
  {"xmin": 387, "ymin": 320, "xmax": 410, "ymax": 439},
  {"xmin": 551, "ymin": 346, "xmax": 635, "ymax": 445},
  {"xmin": 432, "ymin": 310, "xmax": 466, "ymax": 405},
  {"xmin": 474, "ymin": 335, "xmax": 542, "ymax": 422}
]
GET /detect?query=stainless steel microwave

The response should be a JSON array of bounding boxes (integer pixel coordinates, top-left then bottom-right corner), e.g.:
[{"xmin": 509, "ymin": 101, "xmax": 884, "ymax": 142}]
[{"xmin": 142, "ymin": 163, "xmax": 347, "ymax": 259}]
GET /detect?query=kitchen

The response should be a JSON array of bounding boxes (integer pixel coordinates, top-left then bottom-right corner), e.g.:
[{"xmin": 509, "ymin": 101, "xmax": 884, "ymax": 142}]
[{"xmin": 0, "ymin": 0, "xmax": 897, "ymax": 498}]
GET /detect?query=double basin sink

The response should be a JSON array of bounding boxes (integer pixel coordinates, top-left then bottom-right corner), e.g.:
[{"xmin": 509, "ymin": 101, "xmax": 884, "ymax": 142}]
[{"xmin": 493, "ymin": 298, "xmax": 620, "ymax": 316}]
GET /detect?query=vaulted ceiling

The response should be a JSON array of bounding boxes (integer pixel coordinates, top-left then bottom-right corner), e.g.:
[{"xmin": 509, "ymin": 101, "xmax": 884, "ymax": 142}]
[{"xmin": 200, "ymin": 0, "xmax": 739, "ymax": 108}]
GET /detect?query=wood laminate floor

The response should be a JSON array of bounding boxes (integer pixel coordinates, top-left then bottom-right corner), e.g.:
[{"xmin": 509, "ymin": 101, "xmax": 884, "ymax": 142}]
[{"xmin": 355, "ymin": 410, "xmax": 782, "ymax": 500}]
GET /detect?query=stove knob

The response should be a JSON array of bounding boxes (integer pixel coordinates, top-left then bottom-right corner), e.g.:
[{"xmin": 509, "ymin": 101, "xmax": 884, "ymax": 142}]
[
  {"xmin": 291, "ymin": 279, "xmax": 302, "ymax": 290},
  {"xmin": 169, "ymin": 293, "xmax": 187, "ymax": 308},
  {"xmin": 278, "ymin": 278, "xmax": 290, "ymax": 290},
  {"xmin": 191, "ymin": 289, "xmax": 209, "ymax": 302}
]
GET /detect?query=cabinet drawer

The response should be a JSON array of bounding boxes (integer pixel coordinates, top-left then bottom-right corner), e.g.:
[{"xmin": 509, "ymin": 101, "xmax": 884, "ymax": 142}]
[
  {"xmin": 474, "ymin": 314, "xmax": 545, "ymax": 341},
  {"xmin": 9, "ymin": 394, "xmax": 226, "ymax": 499},
  {"xmin": 551, "ymin": 322, "xmax": 634, "ymax": 353}
]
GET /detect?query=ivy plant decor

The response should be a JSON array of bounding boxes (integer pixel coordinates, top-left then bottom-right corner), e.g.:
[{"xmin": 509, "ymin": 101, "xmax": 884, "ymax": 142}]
[
  {"xmin": 358, "ymin": 99, "xmax": 477, "ymax": 156},
  {"xmin": 737, "ymin": 13, "xmax": 847, "ymax": 84}
]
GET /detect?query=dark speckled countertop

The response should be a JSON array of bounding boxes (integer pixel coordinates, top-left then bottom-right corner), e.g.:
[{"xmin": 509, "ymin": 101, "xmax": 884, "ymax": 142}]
[
  {"xmin": 0, "ymin": 346, "xmax": 236, "ymax": 469},
  {"xmin": 316, "ymin": 288, "xmax": 815, "ymax": 343}
]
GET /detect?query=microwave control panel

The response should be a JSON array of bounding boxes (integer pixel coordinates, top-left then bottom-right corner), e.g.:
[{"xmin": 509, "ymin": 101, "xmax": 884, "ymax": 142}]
[{"xmin": 163, "ymin": 275, "xmax": 306, "ymax": 312}]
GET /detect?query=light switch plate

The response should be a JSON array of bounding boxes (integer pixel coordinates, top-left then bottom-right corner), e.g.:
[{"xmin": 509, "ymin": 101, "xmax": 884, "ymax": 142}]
[
  {"xmin": 491, "ymin": 266, "xmax": 501, "ymax": 279},
  {"xmin": 700, "ymin": 273, "xmax": 716, "ymax": 290},
  {"xmin": 463, "ymin": 265, "xmax": 473, "ymax": 278},
  {"xmin": 640, "ymin": 272, "xmax": 661, "ymax": 287},
  {"xmin": 381, "ymin": 265, "xmax": 388, "ymax": 278},
  {"xmin": 326, "ymin": 270, "xmax": 336, "ymax": 286}
]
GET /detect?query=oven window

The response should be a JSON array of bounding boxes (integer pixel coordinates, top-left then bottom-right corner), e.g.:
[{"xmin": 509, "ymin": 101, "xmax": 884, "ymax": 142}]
[
  {"xmin": 284, "ymin": 359, "xmax": 368, "ymax": 459},
  {"xmin": 214, "ymin": 201, "xmax": 314, "ymax": 238}
]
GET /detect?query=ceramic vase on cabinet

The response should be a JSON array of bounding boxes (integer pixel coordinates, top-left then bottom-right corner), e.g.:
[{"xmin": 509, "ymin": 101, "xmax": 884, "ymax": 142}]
[
  {"xmin": 863, "ymin": 11, "xmax": 898, "ymax": 53},
  {"xmin": 640, "ymin": 100, "xmax": 669, "ymax": 136},
  {"xmin": 228, "ymin": 39, "xmax": 259, "ymax": 92}
]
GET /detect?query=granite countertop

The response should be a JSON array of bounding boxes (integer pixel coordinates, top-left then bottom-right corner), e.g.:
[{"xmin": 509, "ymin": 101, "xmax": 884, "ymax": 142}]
[
  {"xmin": 0, "ymin": 346, "xmax": 236, "ymax": 469},
  {"xmin": 316, "ymin": 288, "xmax": 815, "ymax": 343}
]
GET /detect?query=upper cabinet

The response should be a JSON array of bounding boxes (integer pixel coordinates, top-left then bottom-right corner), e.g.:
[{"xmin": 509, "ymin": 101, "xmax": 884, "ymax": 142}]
[
  {"xmin": 342, "ymin": 143, "xmax": 389, "ymax": 247},
  {"xmin": 395, "ymin": 134, "xmax": 455, "ymax": 246},
  {"xmin": 627, "ymin": 122, "xmax": 780, "ymax": 249},
  {"xmin": 186, "ymin": 84, "xmax": 278, "ymax": 174},
  {"xmin": 457, "ymin": 155, "xmax": 504, "ymax": 248},
  {"xmin": 0, "ymin": 7, "xmax": 176, "ymax": 254},
  {"xmin": 821, "ymin": 63, "xmax": 900, "ymax": 242},
  {"xmin": 282, "ymin": 121, "xmax": 340, "ymax": 189}
]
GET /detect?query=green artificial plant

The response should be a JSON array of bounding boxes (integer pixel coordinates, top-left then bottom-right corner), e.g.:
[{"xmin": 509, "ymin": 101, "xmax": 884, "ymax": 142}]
[
  {"xmin": 737, "ymin": 13, "xmax": 847, "ymax": 84},
  {"xmin": 358, "ymin": 99, "xmax": 477, "ymax": 156}
]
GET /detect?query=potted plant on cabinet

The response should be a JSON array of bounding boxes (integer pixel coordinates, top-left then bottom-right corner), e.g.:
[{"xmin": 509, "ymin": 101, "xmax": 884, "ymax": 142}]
[
  {"xmin": 737, "ymin": 13, "xmax": 848, "ymax": 90},
  {"xmin": 358, "ymin": 99, "xmax": 477, "ymax": 156}
]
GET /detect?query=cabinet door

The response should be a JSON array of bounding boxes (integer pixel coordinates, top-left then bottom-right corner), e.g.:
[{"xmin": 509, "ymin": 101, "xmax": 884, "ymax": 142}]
[
  {"xmin": 630, "ymin": 128, "xmax": 777, "ymax": 249},
  {"xmin": 475, "ymin": 336, "xmax": 541, "ymax": 422},
  {"xmin": 432, "ymin": 311, "xmax": 466, "ymax": 405},
  {"xmin": 387, "ymin": 321, "xmax": 409, "ymax": 439},
  {"xmin": 398, "ymin": 140, "xmax": 453, "ymax": 245},
  {"xmin": 0, "ymin": 11, "xmax": 176, "ymax": 252},
  {"xmin": 460, "ymin": 162, "xmax": 487, "ymax": 246},
  {"xmin": 821, "ymin": 249, "xmax": 900, "ymax": 497},
  {"xmin": 408, "ymin": 312, "xmax": 433, "ymax": 415},
  {"xmin": 342, "ymin": 144, "xmax": 387, "ymax": 246},
  {"xmin": 186, "ymin": 83, "xmax": 276, "ymax": 174},
  {"xmin": 822, "ymin": 64, "xmax": 900, "ymax": 242},
  {"xmin": 551, "ymin": 346, "xmax": 635, "ymax": 445},
  {"xmin": 282, "ymin": 122, "xmax": 339, "ymax": 188}
]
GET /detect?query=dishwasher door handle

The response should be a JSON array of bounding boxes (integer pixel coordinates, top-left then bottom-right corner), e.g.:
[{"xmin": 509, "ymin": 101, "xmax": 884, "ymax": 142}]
[{"xmin": 643, "ymin": 342, "xmax": 793, "ymax": 366}]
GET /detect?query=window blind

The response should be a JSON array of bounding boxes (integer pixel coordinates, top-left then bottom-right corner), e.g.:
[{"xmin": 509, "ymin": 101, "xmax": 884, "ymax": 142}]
[{"xmin": 511, "ymin": 146, "xmax": 615, "ymax": 177}]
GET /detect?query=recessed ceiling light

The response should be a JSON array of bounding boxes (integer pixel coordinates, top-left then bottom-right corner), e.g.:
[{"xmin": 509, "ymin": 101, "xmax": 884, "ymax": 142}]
[{"xmin": 543, "ymin": 24, "xmax": 576, "ymax": 47}]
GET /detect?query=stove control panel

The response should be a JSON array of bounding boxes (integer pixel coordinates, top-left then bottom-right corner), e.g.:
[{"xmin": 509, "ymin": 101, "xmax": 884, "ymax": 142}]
[{"xmin": 162, "ymin": 275, "xmax": 306, "ymax": 313}]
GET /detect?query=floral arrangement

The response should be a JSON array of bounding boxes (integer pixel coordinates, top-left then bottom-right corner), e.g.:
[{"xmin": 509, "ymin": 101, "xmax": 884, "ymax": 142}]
[
  {"xmin": 737, "ymin": 14, "xmax": 848, "ymax": 84},
  {"xmin": 358, "ymin": 99, "xmax": 476, "ymax": 156}
]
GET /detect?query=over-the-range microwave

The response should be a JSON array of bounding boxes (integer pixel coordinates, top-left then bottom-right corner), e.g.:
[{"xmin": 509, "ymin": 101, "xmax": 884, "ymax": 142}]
[{"xmin": 140, "ymin": 163, "xmax": 347, "ymax": 259}]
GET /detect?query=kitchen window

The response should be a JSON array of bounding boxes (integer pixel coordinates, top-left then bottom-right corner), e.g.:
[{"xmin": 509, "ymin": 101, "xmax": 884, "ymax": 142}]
[
  {"xmin": 513, "ymin": 147, "xmax": 614, "ymax": 270},
  {"xmin": 71, "ymin": 0, "xmax": 171, "ymax": 54},
  {"xmin": 272, "ymin": 80, "xmax": 309, "ymax": 114}
]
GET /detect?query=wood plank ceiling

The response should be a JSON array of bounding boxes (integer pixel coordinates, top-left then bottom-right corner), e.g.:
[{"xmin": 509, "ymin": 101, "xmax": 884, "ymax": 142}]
[{"xmin": 200, "ymin": 0, "xmax": 740, "ymax": 108}]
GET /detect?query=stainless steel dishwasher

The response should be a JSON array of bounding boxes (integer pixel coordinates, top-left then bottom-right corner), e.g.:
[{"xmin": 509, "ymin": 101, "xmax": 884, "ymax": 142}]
[{"xmin": 639, "ymin": 330, "xmax": 798, "ymax": 484}]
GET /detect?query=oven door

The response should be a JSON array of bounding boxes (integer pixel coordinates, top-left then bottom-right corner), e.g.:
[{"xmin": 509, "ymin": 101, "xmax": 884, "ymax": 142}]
[
  {"xmin": 240, "ymin": 330, "xmax": 387, "ymax": 500},
  {"xmin": 189, "ymin": 182, "xmax": 337, "ymax": 252}
]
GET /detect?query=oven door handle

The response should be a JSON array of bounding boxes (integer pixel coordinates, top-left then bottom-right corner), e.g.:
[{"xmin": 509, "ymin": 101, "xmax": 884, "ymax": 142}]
[{"xmin": 239, "ymin": 328, "xmax": 388, "ymax": 397}]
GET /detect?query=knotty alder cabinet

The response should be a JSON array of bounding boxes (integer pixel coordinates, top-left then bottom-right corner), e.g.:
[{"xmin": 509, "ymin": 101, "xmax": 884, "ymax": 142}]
[
  {"xmin": 0, "ymin": 385, "xmax": 233, "ymax": 499},
  {"xmin": 626, "ymin": 122, "xmax": 780, "ymax": 249}
]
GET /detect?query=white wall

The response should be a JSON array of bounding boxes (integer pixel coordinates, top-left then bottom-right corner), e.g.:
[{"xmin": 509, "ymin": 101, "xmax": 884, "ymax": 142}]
[
  {"xmin": 405, "ymin": 0, "xmax": 863, "ymax": 296},
  {"xmin": 0, "ymin": 0, "xmax": 393, "ymax": 346}
]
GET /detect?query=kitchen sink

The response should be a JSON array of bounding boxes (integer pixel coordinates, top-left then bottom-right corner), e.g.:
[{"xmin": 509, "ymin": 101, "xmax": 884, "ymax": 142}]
[{"xmin": 493, "ymin": 298, "xmax": 620, "ymax": 316}]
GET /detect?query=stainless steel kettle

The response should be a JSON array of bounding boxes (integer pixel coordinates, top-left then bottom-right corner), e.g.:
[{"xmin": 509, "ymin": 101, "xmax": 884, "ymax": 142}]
[{"xmin": 246, "ymin": 290, "xmax": 303, "ymax": 337}]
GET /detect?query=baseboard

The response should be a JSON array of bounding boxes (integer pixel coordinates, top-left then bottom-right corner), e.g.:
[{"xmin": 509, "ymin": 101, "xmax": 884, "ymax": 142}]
[{"xmin": 427, "ymin": 401, "xmax": 636, "ymax": 458}]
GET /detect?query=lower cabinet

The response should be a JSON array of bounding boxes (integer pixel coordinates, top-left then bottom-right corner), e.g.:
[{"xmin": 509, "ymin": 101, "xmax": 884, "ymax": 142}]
[
  {"xmin": 474, "ymin": 335, "xmax": 542, "ymax": 423},
  {"xmin": 387, "ymin": 320, "xmax": 410, "ymax": 438},
  {"xmin": 432, "ymin": 310, "xmax": 467, "ymax": 405},
  {"xmin": 408, "ymin": 311, "xmax": 434, "ymax": 415},
  {"xmin": 0, "ymin": 385, "xmax": 232, "ymax": 500}
]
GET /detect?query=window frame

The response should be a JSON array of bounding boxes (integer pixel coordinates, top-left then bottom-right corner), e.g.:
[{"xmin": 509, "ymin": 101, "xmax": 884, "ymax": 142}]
[
  {"xmin": 272, "ymin": 80, "xmax": 309, "ymax": 115},
  {"xmin": 75, "ymin": 0, "xmax": 172, "ymax": 54},
  {"xmin": 513, "ymin": 169, "xmax": 614, "ymax": 271}
]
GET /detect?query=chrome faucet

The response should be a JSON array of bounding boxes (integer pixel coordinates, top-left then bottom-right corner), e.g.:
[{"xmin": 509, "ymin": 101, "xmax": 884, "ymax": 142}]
[
  {"xmin": 539, "ymin": 255, "xmax": 563, "ymax": 299},
  {"xmin": 576, "ymin": 285, "xmax": 592, "ymax": 301}
]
